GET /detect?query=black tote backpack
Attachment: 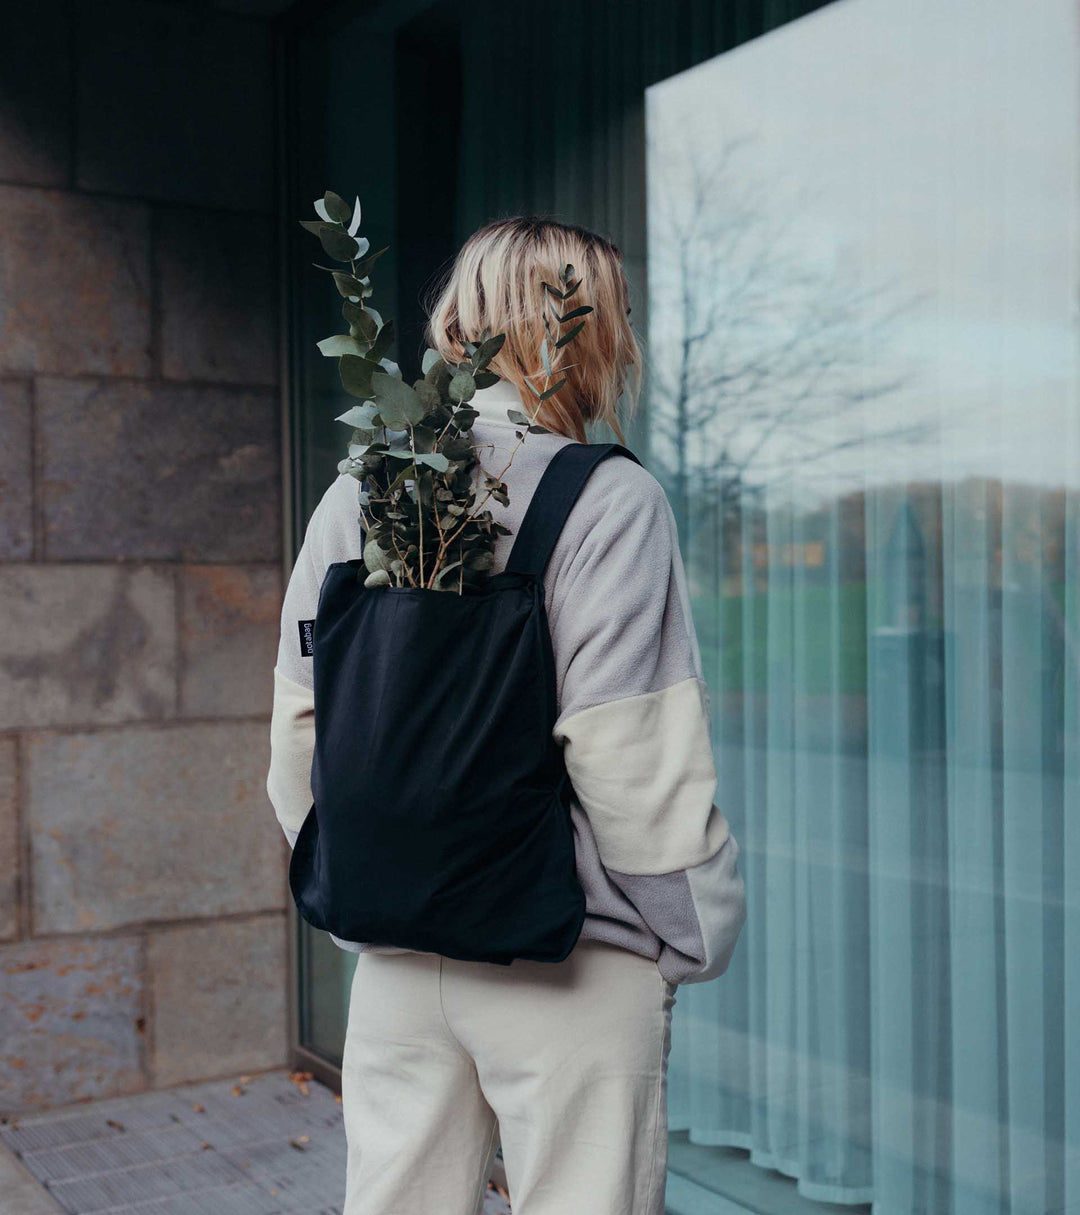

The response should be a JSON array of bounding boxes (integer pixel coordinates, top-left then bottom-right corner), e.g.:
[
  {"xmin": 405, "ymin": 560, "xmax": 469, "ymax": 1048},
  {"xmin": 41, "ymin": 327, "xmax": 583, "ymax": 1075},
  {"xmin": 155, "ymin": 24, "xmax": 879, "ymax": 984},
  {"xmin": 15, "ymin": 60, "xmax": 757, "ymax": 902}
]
[{"xmin": 288, "ymin": 439, "xmax": 642, "ymax": 966}]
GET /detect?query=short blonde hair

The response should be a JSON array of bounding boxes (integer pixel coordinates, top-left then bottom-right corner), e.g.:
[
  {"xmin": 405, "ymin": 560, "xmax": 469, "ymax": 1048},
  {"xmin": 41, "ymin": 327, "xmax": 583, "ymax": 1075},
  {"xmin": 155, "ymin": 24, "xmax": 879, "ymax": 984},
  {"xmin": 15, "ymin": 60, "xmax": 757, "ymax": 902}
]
[{"xmin": 422, "ymin": 215, "xmax": 644, "ymax": 445}]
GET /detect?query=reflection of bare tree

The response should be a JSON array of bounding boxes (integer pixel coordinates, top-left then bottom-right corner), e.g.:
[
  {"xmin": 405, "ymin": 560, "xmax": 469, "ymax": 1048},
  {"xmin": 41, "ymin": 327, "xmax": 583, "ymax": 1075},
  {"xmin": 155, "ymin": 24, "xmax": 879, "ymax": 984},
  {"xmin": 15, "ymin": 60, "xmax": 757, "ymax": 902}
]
[{"xmin": 647, "ymin": 125, "xmax": 933, "ymax": 544}]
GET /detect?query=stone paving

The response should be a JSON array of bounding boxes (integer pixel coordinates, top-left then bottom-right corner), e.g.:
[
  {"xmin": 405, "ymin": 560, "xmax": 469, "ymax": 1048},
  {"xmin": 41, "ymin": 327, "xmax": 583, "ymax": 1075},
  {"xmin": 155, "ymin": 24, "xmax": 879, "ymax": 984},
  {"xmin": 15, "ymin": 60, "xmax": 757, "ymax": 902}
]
[{"xmin": 0, "ymin": 1068, "xmax": 512, "ymax": 1214}]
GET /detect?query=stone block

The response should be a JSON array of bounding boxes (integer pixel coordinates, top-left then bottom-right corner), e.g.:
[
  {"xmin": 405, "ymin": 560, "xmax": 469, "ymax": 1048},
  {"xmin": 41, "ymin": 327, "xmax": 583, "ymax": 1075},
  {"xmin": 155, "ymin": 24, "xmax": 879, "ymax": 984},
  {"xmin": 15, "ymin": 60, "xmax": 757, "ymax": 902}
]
[
  {"xmin": 25, "ymin": 721, "xmax": 285, "ymax": 934},
  {"xmin": 0, "ymin": 565, "xmax": 175, "ymax": 731},
  {"xmin": 0, "ymin": 186, "xmax": 151, "ymax": 378},
  {"xmin": 158, "ymin": 209, "xmax": 278, "ymax": 386},
  {"xmin": 0, "ymin": 7, "xmax": 71, "ymax": 188},
  {"xmin": 179, "ymin": 565, "xmax": 281, "ymax": 719},
  {"xmin": 146, "ymin": 913, "xmax": 287, "ymax": 1087},
  {"xmin": 37, "ymin": 377, "xmax": 280, "ymax": 562},
  {"xmin": 0, "ymin": 379, "xmax": 33, "ymax": 559},
  {"xmin": 0, "ymin": 739, "xmax": 17, "ymax": 942},
  {"xmin": 76, "ymin": 1, "xmax": 273, "ymax": 212},
  {"xmin": 0, "ymin": 936, "xmax": 145, "ymax": 1113}
]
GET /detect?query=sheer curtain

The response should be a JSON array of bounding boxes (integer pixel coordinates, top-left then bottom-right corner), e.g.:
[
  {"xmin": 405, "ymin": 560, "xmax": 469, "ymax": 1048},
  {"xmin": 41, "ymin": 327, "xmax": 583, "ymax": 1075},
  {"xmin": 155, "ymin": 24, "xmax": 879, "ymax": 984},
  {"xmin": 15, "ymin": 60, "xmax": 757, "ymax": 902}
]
[{"xmin": 648, "ymin": 0, "xmax": 1080, "ymax": 1209}]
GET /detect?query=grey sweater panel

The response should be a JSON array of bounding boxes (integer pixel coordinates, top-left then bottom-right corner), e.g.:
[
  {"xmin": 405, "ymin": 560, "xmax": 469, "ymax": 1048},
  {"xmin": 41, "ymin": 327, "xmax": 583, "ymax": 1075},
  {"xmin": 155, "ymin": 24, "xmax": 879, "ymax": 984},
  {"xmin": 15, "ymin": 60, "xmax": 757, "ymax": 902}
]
[{"xmin": 268, "ymin": 402, "xmax": 746, "ymax": 985}]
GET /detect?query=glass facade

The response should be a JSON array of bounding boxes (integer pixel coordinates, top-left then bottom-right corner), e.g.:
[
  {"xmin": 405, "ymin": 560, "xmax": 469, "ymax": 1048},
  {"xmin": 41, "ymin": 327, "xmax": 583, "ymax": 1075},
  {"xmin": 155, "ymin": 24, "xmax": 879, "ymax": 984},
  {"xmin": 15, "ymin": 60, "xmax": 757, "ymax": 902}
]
[{"xmin": 284, "ymin": 1, "xmax": 1079, "ymax": 1209}]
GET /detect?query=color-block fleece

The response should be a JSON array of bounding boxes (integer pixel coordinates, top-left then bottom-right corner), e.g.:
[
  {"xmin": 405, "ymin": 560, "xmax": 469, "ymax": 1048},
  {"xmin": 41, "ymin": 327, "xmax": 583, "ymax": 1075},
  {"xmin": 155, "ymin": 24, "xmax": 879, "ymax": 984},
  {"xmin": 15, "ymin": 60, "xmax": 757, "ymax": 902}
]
[{"xmin": 266, "ymin": 378, "xmax": 747, "ymax": 985}]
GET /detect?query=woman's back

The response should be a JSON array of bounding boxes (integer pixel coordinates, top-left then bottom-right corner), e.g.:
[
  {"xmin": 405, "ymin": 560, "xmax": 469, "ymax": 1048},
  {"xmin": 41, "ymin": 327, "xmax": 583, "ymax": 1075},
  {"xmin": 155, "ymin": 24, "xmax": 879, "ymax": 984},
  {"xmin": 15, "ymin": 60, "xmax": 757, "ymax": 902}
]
[{"xmin": 267, "ymin": 374, "xmax": 745, "ymax": 986}]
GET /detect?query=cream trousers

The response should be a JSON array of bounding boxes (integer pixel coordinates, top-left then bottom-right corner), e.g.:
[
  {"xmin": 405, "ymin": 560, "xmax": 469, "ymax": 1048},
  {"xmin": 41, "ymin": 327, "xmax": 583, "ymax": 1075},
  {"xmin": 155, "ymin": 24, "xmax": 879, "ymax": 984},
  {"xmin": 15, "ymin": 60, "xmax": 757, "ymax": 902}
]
[{"xmin": 341, "ymin": 936, "xmax": 678, "ymax": 1215}]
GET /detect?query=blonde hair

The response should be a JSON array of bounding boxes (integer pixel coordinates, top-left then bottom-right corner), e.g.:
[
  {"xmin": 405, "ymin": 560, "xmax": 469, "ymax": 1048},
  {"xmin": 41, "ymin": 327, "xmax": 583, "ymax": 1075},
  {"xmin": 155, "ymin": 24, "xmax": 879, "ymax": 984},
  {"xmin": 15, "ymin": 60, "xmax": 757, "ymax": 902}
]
[{"xmin": 422, "ymin": 215, "xmax": 644, "ymax": 445}]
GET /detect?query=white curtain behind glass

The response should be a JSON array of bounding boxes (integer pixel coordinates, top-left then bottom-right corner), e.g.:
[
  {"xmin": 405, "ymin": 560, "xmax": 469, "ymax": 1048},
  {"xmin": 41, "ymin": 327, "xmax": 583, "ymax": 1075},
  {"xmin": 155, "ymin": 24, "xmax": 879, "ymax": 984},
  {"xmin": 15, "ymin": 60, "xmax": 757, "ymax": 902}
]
[{"xmin": 646, "ymin": 1, "xmax": 1080, "ymax": 1210}]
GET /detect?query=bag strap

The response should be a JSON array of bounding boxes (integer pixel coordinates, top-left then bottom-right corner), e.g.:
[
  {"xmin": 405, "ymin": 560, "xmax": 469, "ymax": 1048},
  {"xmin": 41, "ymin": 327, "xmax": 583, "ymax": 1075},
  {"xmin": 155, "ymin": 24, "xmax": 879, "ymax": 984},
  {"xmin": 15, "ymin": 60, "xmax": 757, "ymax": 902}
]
[{"xmin": 503, "ymin": 441, "xmax": 642, "ymax": 579}]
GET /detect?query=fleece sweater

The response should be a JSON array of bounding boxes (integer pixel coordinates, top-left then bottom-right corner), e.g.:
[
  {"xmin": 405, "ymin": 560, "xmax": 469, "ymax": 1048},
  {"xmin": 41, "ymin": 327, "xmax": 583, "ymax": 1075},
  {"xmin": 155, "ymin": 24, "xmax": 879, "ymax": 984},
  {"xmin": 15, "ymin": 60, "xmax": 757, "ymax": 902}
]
[{"xmin": 266, "ymin": 377, "xmax": 747, "ymax": 985}]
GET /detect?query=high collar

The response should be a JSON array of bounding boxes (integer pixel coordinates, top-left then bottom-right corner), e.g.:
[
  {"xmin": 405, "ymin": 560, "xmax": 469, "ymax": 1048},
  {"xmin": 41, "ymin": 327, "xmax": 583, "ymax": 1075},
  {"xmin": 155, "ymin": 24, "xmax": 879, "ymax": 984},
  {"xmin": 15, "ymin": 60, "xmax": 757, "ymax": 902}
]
[{"xmin": 467, "ymin": 377, "xmax": 533, "ymax": 426}]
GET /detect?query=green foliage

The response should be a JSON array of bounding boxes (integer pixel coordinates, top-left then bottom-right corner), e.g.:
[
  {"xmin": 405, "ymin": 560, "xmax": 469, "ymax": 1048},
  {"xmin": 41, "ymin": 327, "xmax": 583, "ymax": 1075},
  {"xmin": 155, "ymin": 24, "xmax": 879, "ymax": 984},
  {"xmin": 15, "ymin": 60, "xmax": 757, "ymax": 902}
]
[{"xmin": 300, "ymin": 191, "xmax": 593, "ymax": 592}]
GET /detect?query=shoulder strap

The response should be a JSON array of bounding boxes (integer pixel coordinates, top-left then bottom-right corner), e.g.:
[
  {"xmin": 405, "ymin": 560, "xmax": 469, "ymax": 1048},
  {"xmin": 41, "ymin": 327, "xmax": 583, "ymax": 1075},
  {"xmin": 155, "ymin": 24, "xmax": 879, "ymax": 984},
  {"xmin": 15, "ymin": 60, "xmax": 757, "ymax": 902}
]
[{"xmin": 503, "ymin": 441, "xmax": 642, "ymax": 579}]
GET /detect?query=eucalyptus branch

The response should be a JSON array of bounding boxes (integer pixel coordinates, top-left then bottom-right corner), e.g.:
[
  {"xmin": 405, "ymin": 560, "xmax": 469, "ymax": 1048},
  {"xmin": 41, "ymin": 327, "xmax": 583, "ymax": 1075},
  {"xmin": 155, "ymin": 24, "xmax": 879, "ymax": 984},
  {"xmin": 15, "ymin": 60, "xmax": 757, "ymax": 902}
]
[{"xmin": 301, "ymin": 190, "xmax": 594, "ymax": 592}]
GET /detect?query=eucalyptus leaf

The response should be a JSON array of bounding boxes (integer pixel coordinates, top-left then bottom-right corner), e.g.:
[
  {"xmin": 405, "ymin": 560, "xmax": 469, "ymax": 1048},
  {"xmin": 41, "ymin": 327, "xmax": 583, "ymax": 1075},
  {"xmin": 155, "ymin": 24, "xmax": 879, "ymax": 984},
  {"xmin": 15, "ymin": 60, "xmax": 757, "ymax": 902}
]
[
  {"xmin": 554, "ymin": 320, "xmax": 585, "ymax": 348},
  {"xmin": 339, "ymin": 355, "xmax": 379, "ymax": 399},
  {"xmin": 335, "ymin": 402, "xmax": 379, "ymax": 428},
  {"xmin": 449, "ymin": 370, "xmax": 476, "ymax": 403},
  {"xmin": 371, "ymin": 371, "xmax": 425, "ymax": 427},
  {"xmin": 411, "ymin": 424, "xmax": 438, "ymax": 453},
  {"xmin": 415, "ymin": 380, "xmax": 442, "ymax": 412},
  {"xmin": 367, "ymin": 319, "xmax": 395, "ymax": 363},
  {"xmin": 343, "ymin": 300, "xmax": 377, "ymax": 341},
  {"xmin": 424, "ymin": 357, "xmax": 451, "ymax": 393},
  {"xmin": 319, "ymin": 227, "xmax": 362, "ymax": 262},
  {"xmin": 317, "ymin": 334, "xmax": 367, "ymax": 358},
  {"xmin": 433, "ymin": 559, "xmax": 463, "ymax": 588},
  {"xmin": 321, "ymin": 191, "xmax": 353, "ymax": 224},
  {"xmin": 555, "ymin": 304, "xmax": 593, "ymax": 322},
  {"xmin": 354, "ymin": 246, "xmax": 389, "ymax": 279},
  {"xmin": 363, "ymin": 535, "xmax": 392, "ymax": 572},
  {"xmin": 473, "ymin": 333, "xmax": 505, "ymax": 371},
  {"xmin": 331, "ymin": 271, "xmax": 366, "ymax": 300},
  {"xmin": 364, "ymin": 568, "xmax": 391, "ymax": 588},
  {"xmin": 421, "ymin": 347, "xmax": 442, "ymax": 374}
]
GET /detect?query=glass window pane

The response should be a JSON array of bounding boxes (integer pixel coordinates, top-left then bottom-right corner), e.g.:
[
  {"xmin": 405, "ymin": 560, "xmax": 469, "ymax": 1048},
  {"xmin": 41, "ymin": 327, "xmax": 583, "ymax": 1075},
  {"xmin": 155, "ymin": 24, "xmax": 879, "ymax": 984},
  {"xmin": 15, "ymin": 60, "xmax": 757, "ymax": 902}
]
[{"xmin": 646, "ymin": 1, "xmax": 1079, "ymax": 1210}]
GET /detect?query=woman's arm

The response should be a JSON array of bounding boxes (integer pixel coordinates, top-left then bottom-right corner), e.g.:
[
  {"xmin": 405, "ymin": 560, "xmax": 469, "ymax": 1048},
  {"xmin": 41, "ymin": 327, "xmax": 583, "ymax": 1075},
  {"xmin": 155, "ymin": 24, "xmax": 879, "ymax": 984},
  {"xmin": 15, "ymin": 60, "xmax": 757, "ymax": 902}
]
[
  {"xmin": 266, "ymin": 473, "xmax": 363, "ymax": 848},
  {"xmin": 548, "ymin": 464, "xmax": 747, "ymax": 985}
]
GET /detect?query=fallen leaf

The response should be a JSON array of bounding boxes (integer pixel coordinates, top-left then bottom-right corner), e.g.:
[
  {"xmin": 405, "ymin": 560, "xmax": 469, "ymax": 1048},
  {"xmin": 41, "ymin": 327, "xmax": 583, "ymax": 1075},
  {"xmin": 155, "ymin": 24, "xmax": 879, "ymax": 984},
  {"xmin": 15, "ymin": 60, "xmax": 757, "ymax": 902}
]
[
  {"xmin": 192, "ymin": 1103, "xmax": 206, "ymax": 1113},
  {"xmin": 288, "ymin": 1070, "xmax": 313, "ymax": 1096},
  {"xmin": 106, "ymin": 1119, "xmax": 125, "ymax": 1132}
]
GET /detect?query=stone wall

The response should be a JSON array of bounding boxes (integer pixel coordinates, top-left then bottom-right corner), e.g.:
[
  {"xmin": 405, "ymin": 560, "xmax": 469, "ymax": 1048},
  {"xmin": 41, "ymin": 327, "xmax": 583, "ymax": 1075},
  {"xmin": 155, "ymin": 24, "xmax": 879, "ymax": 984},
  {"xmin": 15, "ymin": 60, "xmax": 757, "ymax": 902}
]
[{"xmin": 0, "ymin": 1, "xmax": 290, "ymax": 1112}]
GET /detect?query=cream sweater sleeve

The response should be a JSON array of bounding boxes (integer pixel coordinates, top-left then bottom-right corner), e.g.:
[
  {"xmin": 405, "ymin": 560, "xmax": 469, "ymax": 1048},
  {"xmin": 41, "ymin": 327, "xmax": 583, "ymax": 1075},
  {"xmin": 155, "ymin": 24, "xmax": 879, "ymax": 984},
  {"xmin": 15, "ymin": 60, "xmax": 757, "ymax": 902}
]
[
  {"xmin": 545, "ymin": 462, "xmax": 748, "ymax": 984},
  {"xmin": 266, "ymin": 474, "xmax": 363, "ymax": 845}
]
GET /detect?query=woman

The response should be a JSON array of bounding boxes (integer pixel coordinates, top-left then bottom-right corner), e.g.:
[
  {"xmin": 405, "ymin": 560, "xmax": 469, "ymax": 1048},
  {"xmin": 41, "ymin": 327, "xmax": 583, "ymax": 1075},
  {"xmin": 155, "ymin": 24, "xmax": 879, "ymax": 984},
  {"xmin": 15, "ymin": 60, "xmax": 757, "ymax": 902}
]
[{"xmin": 266, "ymin": 216, "xmax": 747, "ymax": 1214}]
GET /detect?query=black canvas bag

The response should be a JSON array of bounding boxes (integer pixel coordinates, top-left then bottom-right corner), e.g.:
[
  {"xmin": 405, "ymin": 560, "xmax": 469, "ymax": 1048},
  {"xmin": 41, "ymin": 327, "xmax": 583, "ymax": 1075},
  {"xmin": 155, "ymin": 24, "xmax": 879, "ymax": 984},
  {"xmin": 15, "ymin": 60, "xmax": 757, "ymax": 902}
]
[{"xmin": 289, "ymin": 440, "xmax": 642, "ymax": 965}]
